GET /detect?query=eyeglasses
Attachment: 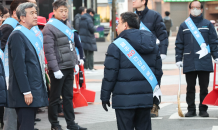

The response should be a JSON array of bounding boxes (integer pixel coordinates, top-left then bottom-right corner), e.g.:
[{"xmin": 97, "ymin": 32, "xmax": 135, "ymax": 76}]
[{"xmin": 191, "ymin": 7, "xmax": 201, "ymax": 9}]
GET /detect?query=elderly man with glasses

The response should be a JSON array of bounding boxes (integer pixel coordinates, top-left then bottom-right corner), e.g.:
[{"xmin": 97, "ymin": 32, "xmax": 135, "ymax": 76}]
[{"xmin": 175, "ymin": 0, "xmax": 218, "ymax": 117}]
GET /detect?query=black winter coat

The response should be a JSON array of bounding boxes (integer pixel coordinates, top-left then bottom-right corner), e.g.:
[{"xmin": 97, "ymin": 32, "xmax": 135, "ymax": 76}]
[
  {"xmin": 175, "ymin": 14, "xmax": 218, "ymax": 73},
  {"xmin": 79, "ymin": 13, "xmax": 97, "ymax": 51},
  {"xmin": 101, "ymin": 29, "xmax": 163, "ymax": 109},
  {"xmin": 0, "ymin": 24, "xmax": 13, "ymax": 51},
  {"xmin": 0, "ymin": 42, "xmax": 7, "ymax": 106},
  {"xmin": 7, "ymin": 29, "xmax": 48, "ymax": 108},
  {"xmin": 136, "ymin": 7, "xmax": 168, "ymax": 55}
]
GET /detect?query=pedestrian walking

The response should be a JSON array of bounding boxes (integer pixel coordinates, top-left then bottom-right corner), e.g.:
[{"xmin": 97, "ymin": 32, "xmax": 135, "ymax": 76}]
[
  {"xmin": 79, "ymin": 8, "xmax": 97, "ymax": 73},
  {"xmin": 74, "ymin": 6, "xmax": 86, "ymax": 31},
  {"xmin": 0, "ymin": 4, "xmax": 6, "ymax": 129},
  {"xmin": 133, "ymin": 0, "xmax": 168, "ymax": 117},
  {"xmin": 101, "ymin": 12, "xmax": 162, "ymax": 130},
  {"xmin": 7, "ymin": 2, "xmax": 48, "ymax": 130},
  {"xmin": 43, "ymin": 0, "xmax": 86, "ymax": 130},
  {"xmin": 175, "ymin": 0, "xmax": 218, "ymax": 117},
  {"xmin": 163, "ymin": 11, "xmax": 173, "ymax": 37}
]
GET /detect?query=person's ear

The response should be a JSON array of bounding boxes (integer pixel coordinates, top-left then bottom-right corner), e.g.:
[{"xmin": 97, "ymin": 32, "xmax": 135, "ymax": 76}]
[
  {"xmin": 20, "ymin": 16, "xmax": 25, "ymax": 23},
  {"xmin": 124, "ymin": 22, "xmax": 128, "ymax": 30}
]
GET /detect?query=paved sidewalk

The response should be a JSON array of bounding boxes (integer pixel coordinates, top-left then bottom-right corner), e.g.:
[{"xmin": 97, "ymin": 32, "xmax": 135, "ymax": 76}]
[{"xmin": 34, "ymin": 37, "xmax": 218, "ymax": 130}]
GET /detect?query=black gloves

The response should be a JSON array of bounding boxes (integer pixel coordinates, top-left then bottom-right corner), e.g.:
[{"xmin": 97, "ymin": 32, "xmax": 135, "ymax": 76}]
[{"xmin": 102, "ymin": 101, "xmax": 110, "ymax": 112}]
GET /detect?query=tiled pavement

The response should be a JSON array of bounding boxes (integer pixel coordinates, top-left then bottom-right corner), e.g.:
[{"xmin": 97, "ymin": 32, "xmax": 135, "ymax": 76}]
[{"xmin": 34, "ymin": 37, "xmax": 218, "ymax": 130}]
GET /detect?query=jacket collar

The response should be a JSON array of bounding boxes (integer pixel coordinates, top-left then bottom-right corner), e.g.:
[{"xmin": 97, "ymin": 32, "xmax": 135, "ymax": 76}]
[
  {"xmin": 52, "ymin": 15, "xmax": 68, "ymax": 25},
  {"xmin": 190, "ymin": 14, "xmax": 203, "ymax": 23},
  {"xmin": 136, "ymin": 6, "xmax": 149, "ymax": 19}
]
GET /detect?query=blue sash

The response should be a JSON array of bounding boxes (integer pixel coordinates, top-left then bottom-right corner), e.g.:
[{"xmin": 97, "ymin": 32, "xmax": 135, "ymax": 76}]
[
  {"xmin": 2, "ymin": 18, "xmax": 19, "ymax": 78},
  {"xmin": 31, "ymin": 26, "xmax": 43, "ymax": 47},
  {"xmin": 113, "ymin": 37, "xmax": 158, "ymax": 90},
  {"xmin": 14, "ymin": 26, "xmax": 43, "ymax": 59},
  {"xmin": 47, "ymin": 18, "xmax": 74, "ymax": 43},
  {"xmin": 185, "ymin": 17, "xmax": 210, "ymax": 53},
  {"xmin": 2, "ymin": 18, "xmax": 18, "ymax": 28},
  {"xmin": 134, "ymin": 11, "xmax": 151, "ymax": 32}
]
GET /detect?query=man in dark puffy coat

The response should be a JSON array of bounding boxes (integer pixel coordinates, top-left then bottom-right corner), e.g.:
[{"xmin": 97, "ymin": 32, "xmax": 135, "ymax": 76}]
[
  {"xmin": 79, "ymin": 8, "xmax": 97, "ymax": 72},
  {"xmin": 133, "ymin": 0, "xmax": 168, "ymax": 117},
  {"xmin": 101, "ymin": 12, "xmax": 162, "ymax": 130},
  {"xmin": 74, "ymin": 6, "xmax": 86, "ymax": 31},
  {"xmin": 175, "ymin": 0, "xmax": 218, "ymax": 117}
]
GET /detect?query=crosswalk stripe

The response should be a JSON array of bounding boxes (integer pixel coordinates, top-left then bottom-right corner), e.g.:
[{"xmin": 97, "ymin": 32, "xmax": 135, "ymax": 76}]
[
  {"xmin": 212, "ymin": 126, "xmax": 218, "ymax": 130},
  {"xmin": 169, "ymin": 112, "xmax": 218, "ymax": 119}
]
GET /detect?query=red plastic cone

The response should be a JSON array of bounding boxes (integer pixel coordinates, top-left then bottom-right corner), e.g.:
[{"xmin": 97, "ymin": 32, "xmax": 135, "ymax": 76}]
[{"xmin": 203, "ymin": 63, "xmax": 218, "ymax": 106}]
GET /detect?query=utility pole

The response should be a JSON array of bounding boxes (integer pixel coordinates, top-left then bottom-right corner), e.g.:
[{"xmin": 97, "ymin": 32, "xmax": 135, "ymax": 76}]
[{"xmin": 112, "ymin": 0, "xmax": 117, "ymax": 40}]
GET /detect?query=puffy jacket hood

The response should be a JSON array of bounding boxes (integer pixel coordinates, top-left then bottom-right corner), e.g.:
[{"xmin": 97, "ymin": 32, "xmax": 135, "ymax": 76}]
[
  {"xmin": 75, "ymin": 13, "xmax": 81, "ymax": 20},
  {"xmin": 118, "ymin": 29, "xmax": 156, "ymax": 54},
  {"xmin": 81, "ymin": 13, "xmax": 94, "ymax": 21}
]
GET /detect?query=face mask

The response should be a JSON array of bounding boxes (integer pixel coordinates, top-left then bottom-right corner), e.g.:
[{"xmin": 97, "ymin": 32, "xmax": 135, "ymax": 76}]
[{"xmin": 191, "ymin": 8, "xmax": 202, "ymax": 16}]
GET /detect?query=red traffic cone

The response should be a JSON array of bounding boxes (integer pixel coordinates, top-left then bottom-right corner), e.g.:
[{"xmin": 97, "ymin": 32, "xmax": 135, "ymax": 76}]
[
  {"xmin": 203, "ymin": 63, "xmax": 218, "ymax": 106},
  {"xmin": 73, "ymin": 69, "xmax": 88, "ymax": 108},
  {"xmin": 80, "ymin": 65, "xmax": 96, "ymax": 102}
]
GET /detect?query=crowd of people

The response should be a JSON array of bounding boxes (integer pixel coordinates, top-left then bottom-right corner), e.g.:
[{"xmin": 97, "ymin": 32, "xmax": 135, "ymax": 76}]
[{"xmin": 0, "ymin": 0, "xmax": 218, "ymax": 130}]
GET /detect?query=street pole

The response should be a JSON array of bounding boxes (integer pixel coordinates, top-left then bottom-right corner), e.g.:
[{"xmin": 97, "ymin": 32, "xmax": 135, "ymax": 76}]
[{"xmin": 112, "ymin": 0, "xmax": 117, "ymax": 40}]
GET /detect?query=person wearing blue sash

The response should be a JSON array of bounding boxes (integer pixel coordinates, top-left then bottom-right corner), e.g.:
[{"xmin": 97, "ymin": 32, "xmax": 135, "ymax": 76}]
[
  {"xmin": 133, "ymin": 0, "xmax": 167, "ymax": 117},
  {"xmin": 7, "ymin": 3, "xmax": 48, "ymax": 130},
  {"xmin": 0, "ymin": 1, "xmax": 26, "ymax": 130},
  {"xmin": 101, "ymin": 12, "xmax": 162, "ymax": 130},
  {"xmin": 0, "ymin": 3, "xmax": 6, "ymax": 129},
  {"xmin": 42, "ymin": 1, "xmax": 86, "ymax": 130},
  {"xmin": 175, "ymin": 0, "xmax": 218, "ymax": 117}
]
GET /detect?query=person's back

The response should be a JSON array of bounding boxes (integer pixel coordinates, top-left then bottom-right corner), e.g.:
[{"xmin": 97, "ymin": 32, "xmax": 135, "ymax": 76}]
[
  {"xmin": 163, "ymin": 11, "xmax": 172, "ymax": 36},
  {"xmin": 101, "ymin": 12, "xmax": 162, "ymax": 130}
]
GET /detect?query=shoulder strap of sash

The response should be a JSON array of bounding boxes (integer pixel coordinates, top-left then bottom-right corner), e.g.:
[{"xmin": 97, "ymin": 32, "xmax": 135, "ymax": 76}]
[
  {"xmin": 47, "ymin": 18, "xmax": 74, "ymax": 42},
  {"xmin": 113, "ymin": 37, "xmax": 158, "ymax": 90},
  {"xmin": 31, "ymin": 26, "xmax": 43, "ymax": 47},
  {"xmin": 185, "ymin": 17, "xmax": 210, "ymax": 53},
  {"xmin": 2, "ymin": 18, "xmax": 18, "ymax": 29},
  {"xmin": 14, "ymin": 26, "xmax": 43, "ymax": 59},
  {"xmin": 134, "ymin": 11, "xmax": 151, "ymax": 32},
  {"xmin": 0, "ymin": 49, "xmax": 3, "ymax": 60}
]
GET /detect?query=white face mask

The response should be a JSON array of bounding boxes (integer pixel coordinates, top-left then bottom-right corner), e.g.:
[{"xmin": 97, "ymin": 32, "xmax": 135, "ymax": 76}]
[{"xmin": 191, "ymin": 8, "xmax": 202, "ymax": 16}]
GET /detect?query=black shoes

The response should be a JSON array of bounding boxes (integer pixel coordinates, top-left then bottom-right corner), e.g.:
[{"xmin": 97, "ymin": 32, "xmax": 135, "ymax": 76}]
[
  {"xmin": 69, "ymin": 124, "xmax": 87, "ymax": 130},
  {"xmin": 185, "ymin": 111, "xmax": 197, "ymax": 117},
  {"xmin": 51, "ymin": 125, "xmax": 63, "ymax": 130},
  {"xmin": 199, "ymin": 111, "xmax": 209, "ymax": 117},
  {"xmin": 35, "ymin": 118, "xmax": 41, "ymax": 122}
]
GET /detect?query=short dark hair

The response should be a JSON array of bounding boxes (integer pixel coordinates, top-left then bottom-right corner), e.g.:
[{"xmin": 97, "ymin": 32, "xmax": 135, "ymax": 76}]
[
  {"xmin": 165, "ymin": 11, "xmax": 170, "ymax": 16},
  {"xmin": 52, "ymin": 0, "xmax": 68, "ymax": 10},
  {"xmin": 189, "ymin": 0, "xmax": 203, "ymax": 9},
  {"xmin": 0, "ymin": 4, "xmax": 4, "ymax": 14},
  {"xmin": 3, "ymin": 8, "xmax": 9, "ymax": 15},
  {"xmin": 120, "ymin": 12, "xmax": 140, "ymax": 29},
  {"xmin": 78, "ymin": 6, "xmax": 86, "ymax": 14},
  {"xmin": 87, "ymin": 8, "xmax": 95, "ymax": 15},
  {"xmin": 142, "ymin": 0, "xmax": 148, "ymax": 6},
  {"xmin": 10, "ymin": 0, "xmax": 28, "ymax": 16}
]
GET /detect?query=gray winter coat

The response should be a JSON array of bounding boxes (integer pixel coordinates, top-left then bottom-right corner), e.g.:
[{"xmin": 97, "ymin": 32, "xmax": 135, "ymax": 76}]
[
  {"xmin": 74, "ymin": 13, "xmax": 81, "ymax": 31},
  {"xmin": 43, "ymin": 19, "xmax": 78, "ymax": 72},
  {"xmin": 79, "ymin": 13, "xmax": 97, "ymax": 51}
]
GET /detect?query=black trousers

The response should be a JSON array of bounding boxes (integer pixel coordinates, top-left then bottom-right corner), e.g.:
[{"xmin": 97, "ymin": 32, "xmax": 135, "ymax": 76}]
[
  {"xmin": 115, "ymin": 108, "xmax": 151, "ymax": 130},
  {"xmin": 16, "ymin": 107, "xmax": 37, "ymax": 130},
  {"xmin": 185, "ymin": 71, "xmax": 210, "ymax": 111},
  {"xmin": 0, "ymin": 106, "xmax": 4, "ymax": 127},
  {"xmin": 48, "ymin": 68, "xmax": 76, "ymax": 129}
]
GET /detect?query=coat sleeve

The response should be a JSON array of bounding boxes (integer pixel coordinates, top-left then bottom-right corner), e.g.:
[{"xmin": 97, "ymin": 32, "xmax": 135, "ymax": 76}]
[
  {"xmin": 155, "ymin": 46, "xmax": 163, "ymax": 85},
  {"xmin": 0, "ymin": 25, "xmax": 13, "ymax": 51},
  {"xmin": 155, "ymin": 13, "xmax": 169, "ymax": 55},
  {"xmin": 87, "ymin": 19, "xmax": 96, "ymax": 34},
  {"xmin": 101, "ymin": 43, "xmax": 119, "ymax": 102},
  {"xmin": 208, "ymin": 23, "xmax": 218, "ymax": 59},
  {"xmin": 74, "ymin": 32, "xmax": 84, "ymax": 59},
  {"xmin": 43, "ymin": 25, "xmax": 59, "ymax": 72},
  {"xmin": 75, "ymin": 18, "xmax": 80, "ymax": 31},
  {"xmin": 175, "ymin": 25, "xmax": 184, "ymax": 62},
  {"xmin": 9, "ymin": 33, "xmax": 31, "ymax": 93}
]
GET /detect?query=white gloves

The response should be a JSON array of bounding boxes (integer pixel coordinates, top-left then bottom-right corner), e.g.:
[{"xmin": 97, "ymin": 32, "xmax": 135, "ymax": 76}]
[
  {"xmin": 74, "ymin": 65, "xmax": 79, "ymax": 75},
  {"xmin": 54, "ymin": 70, "xmax": 64, "ymax": 79},
  {"xmin": 80, "ymin": 59, "xmax": 84, "ymax": 65},
  {"xmin": 215, "ymin": 58, "xmax": 218, "ymax": 64},
  {"xmin": 153, "ymin": 85, "xmax": 162, "ymax": 102},
  {"xmin": 160, "ymin": 54, "xmax": 166, "ymax": 60},
  {"xmin": 176, "ymin": 61, "xmax": 183, "ymax": 68}
]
